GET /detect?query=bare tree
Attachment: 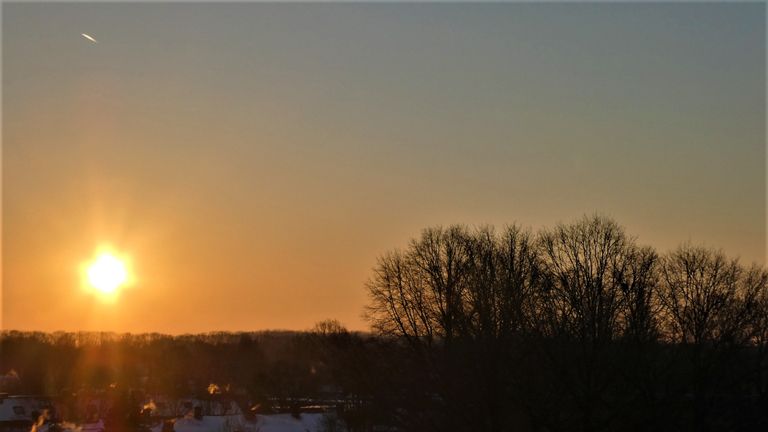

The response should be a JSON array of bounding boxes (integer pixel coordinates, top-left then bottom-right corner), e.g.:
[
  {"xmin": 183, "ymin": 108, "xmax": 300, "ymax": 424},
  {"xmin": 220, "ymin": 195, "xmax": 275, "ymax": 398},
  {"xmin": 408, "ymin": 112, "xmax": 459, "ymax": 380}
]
[
  {"xmin": 364, "ymin": 224, "xmax": 539, "ymax": 431},
  {"xmin": 365, "ymin": 226, "xmax": 475, "ymax": 348},
  {"xmin": 657, "ymin": 245, "xmax": 764, "ymax": 430},
  {"xmin": 657, "ymin": 245, "xmax": 759, "ymax": 346},
  {"xmin": 366, "ymin": 225, "xmax": 539, "ymax": 343},
  {"xmin": 532, "ymin": 215, "xmax": 658, "ymax": 432},
  {"xmin": 365, "ymin": 249, "xmax": 437, "ymax": 350},
  {"xmin": 536, "ymin": 215, "xmax": 656, "ymax": 343},
  {"xmin": 463, "ymin": 225, "xmax": 540, "ymax": 340}
]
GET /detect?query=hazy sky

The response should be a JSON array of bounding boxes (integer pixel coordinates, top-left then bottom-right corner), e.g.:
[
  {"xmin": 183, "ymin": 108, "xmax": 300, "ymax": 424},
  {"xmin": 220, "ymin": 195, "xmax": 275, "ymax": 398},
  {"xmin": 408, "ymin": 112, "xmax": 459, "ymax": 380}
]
[{"xmin": 3, "ymin": 3, "xmax": 765, "ymax": 333}]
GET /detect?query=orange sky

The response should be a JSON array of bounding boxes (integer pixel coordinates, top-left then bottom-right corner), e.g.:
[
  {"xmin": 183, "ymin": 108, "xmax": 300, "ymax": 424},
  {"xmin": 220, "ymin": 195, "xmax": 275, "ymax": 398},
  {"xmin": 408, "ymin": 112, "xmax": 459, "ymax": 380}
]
[{"xmin": 2, "ymin": 3, "xmax": 765, "ymax": 333}]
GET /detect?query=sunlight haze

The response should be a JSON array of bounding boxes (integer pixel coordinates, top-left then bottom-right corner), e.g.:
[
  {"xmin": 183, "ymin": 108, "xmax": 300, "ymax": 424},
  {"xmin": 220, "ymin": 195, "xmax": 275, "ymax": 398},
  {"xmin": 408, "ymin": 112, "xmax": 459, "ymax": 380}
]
[{"xmin": 2, "ymin": 3, "xmax": 765, "ymax": 333}]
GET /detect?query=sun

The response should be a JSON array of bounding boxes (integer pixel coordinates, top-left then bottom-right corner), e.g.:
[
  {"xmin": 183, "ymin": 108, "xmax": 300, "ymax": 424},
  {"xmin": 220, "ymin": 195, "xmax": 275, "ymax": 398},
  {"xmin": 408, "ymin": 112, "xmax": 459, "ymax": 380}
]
[{"xmin": 86, "ymin": 252, "xmax": 128, "ymax": 294}]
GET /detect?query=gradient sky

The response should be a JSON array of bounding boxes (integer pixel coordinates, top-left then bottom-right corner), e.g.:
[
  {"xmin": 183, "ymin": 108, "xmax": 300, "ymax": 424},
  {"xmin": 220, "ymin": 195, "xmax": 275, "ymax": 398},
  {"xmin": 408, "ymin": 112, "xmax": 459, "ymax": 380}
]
[{"xmin": 3, "ymin": 3, "xmax": 765, "ymax": 333}]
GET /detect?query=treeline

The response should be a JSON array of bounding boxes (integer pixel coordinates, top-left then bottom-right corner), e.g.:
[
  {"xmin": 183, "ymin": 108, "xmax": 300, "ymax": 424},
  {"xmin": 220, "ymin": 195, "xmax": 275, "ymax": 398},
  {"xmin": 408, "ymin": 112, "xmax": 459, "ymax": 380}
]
[
  {"xmin": 0, "ymin": 327, "xmax": 389, "ymax": 428},
  {"xmin": 0, "ymin": 329, "xmax": 354, "ymax": 402},
  {"xmin": 365, "ymin": 215, "xmax": 768, "ymax": 432}
]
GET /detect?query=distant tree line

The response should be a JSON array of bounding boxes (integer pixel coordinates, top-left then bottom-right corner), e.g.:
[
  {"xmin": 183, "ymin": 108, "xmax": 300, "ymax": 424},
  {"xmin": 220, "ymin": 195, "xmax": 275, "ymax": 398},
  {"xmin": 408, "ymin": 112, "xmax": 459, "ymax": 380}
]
[
  {"xmin": 1, "ymin": 330, "xmax": 338, "ymax": 406},
  {"xmin": 0, "ymin": 327, "xmax": 389, "ymax": 430},
  {"xmin": 2, "ymin": 215, "xmax": 767, "ymax": 432}
]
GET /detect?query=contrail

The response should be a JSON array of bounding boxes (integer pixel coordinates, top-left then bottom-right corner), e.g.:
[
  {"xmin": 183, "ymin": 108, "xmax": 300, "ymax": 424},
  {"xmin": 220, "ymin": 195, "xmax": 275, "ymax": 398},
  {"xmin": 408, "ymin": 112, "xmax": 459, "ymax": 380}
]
[{"xmin": 81, "ymin": 33, "xmax": 98, "ymax": 43}]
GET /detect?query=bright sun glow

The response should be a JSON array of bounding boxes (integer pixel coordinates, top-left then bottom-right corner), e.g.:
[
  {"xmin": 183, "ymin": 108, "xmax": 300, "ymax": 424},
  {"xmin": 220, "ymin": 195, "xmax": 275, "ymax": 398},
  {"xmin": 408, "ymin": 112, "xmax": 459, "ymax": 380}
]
[{"xmin": 87, "ymin": 253, "xmax": 128, "ymax": 294}]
